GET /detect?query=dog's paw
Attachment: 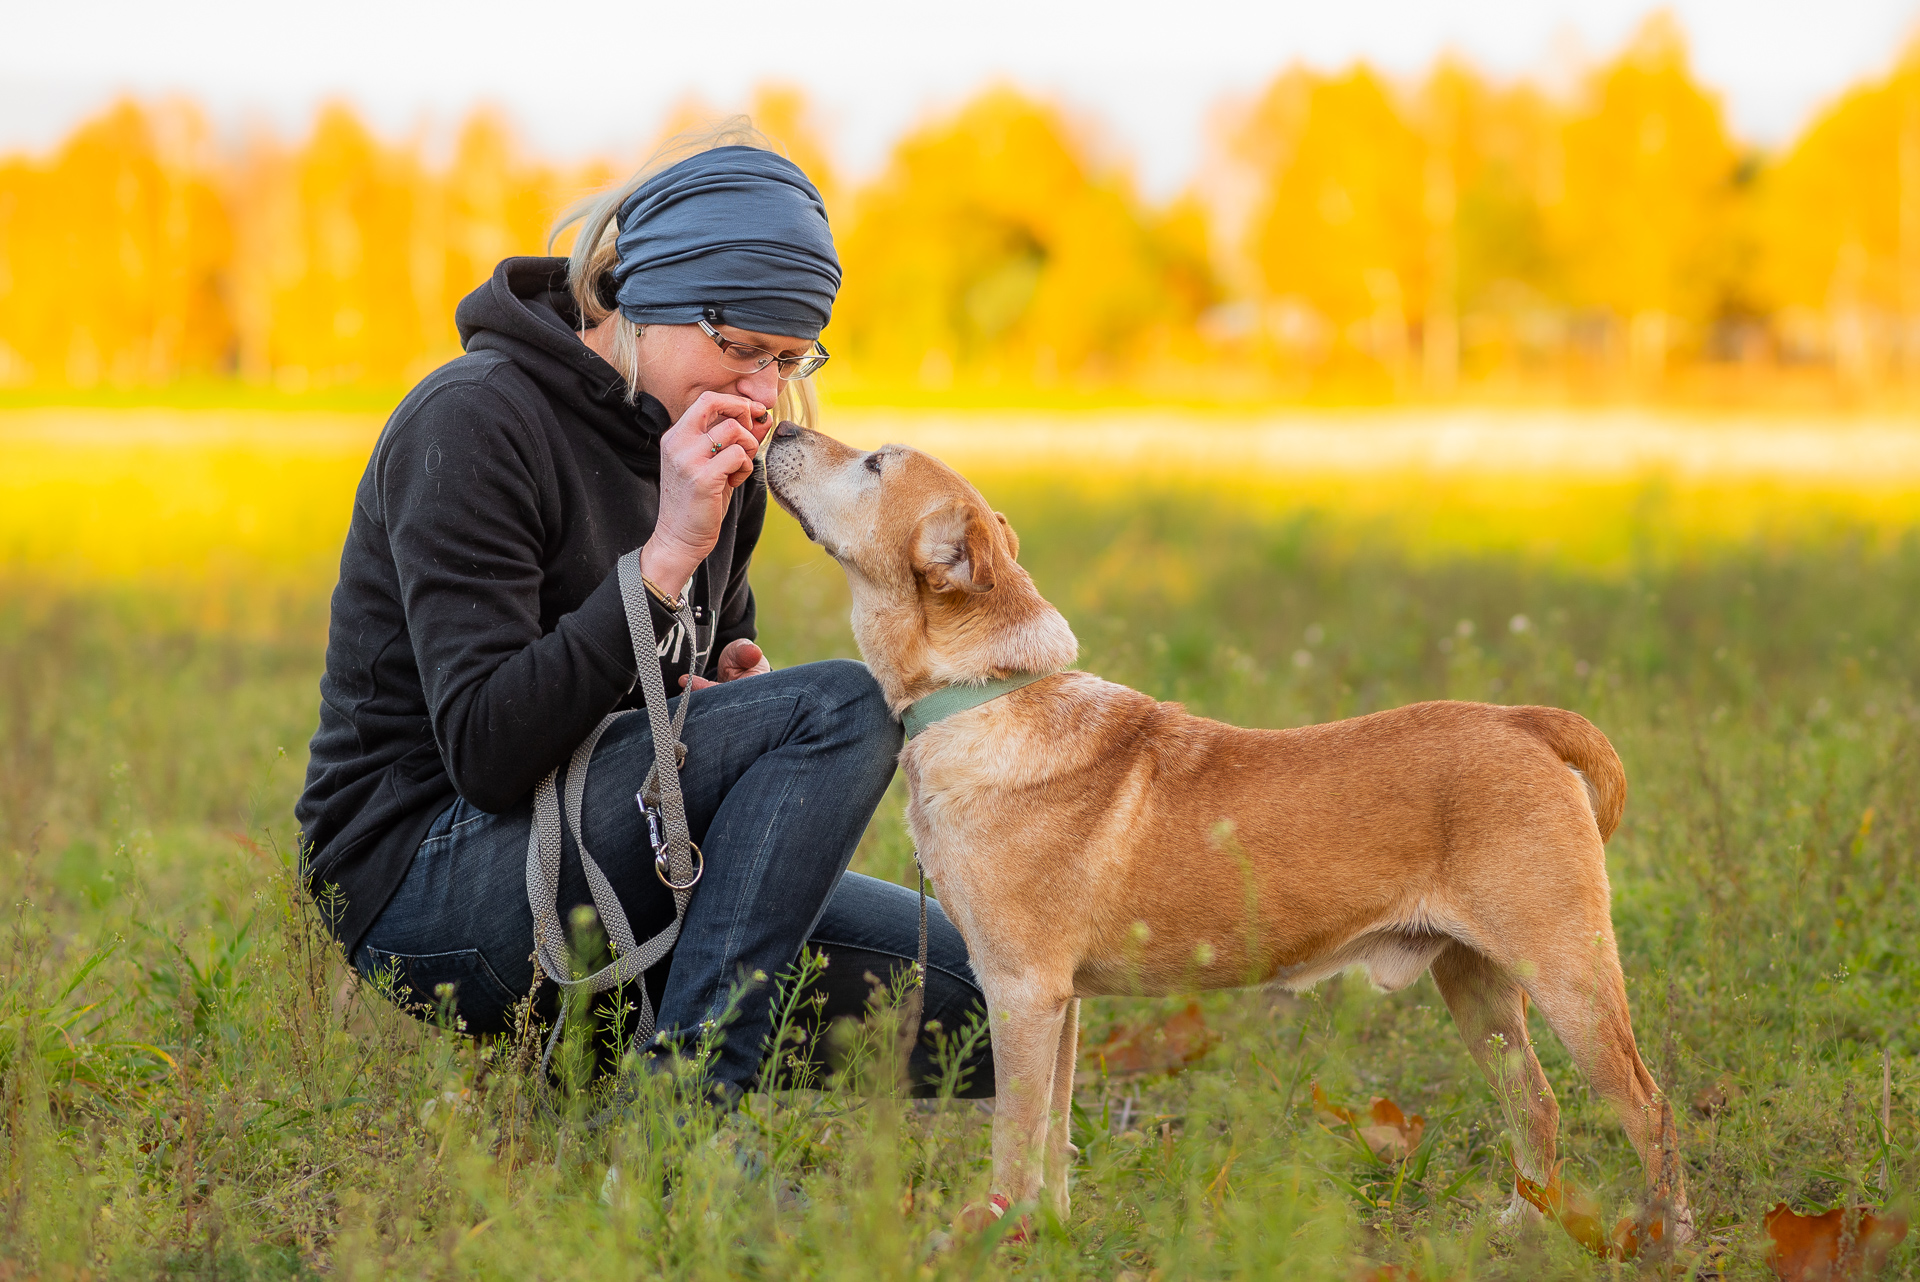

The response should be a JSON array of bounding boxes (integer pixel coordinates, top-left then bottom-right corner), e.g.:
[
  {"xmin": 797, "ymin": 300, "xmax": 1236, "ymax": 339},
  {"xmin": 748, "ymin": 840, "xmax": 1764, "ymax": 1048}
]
[
  {"xmin": 956, "ymin": 1193, "xmax": 1031, "ymax": 1243},
  {"xmin": 1495, "ymin": 1191, "xmax": 1547, "ymax": 1235}
]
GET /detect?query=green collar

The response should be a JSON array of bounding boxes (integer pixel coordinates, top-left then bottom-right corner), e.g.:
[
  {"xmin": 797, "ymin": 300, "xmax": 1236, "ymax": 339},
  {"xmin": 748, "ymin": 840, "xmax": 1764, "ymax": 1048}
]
[{"xmin": 901, "ymin": 672, "xmax": 1055, "ymax": 740}]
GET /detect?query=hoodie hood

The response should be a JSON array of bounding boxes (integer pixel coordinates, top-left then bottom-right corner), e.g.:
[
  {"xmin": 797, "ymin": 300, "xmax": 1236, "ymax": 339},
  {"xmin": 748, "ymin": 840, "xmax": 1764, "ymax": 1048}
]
[{"xmin": 455, "ymin": 256, "xmax": 670, "ymax": 472}]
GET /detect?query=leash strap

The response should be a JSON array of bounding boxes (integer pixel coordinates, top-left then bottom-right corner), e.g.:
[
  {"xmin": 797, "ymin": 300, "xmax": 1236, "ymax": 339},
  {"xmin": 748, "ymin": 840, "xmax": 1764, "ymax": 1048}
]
[
  {"xmin": 899, "ymin": 855, "xmax": 930, "ymax": 1076},
  {"xmin": 527, "ymin": 549, "xmax": 703, "ymax": 1074}
]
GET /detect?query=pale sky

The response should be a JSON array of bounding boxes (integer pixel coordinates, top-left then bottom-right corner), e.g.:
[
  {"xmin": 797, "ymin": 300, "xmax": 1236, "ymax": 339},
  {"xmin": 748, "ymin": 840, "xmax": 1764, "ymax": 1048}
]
[{"xmin": 2, "ymin": 0, "xmax": 1915, "ymax": 198}]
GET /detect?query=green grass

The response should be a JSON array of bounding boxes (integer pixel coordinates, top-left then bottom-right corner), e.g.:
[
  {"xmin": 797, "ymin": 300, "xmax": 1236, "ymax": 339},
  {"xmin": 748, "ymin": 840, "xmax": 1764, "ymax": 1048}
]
[{"xmin": 2, "ymin": 478, "xmax": 1917, "ymax": 1279}]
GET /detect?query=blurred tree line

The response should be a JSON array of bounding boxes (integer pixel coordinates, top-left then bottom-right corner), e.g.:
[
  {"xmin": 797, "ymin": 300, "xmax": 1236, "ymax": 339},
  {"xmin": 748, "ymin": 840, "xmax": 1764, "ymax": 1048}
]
[{"xmin": 3, "ymin": 15, "xmax": 1919, "ymax": 402}]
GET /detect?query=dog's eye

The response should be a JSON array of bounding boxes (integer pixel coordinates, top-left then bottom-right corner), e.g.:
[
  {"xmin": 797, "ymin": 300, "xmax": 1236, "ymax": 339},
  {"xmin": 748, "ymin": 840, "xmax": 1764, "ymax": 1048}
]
[{"xmin": 863, "ymin": 453, "xmax": 882, "ymax": 475}]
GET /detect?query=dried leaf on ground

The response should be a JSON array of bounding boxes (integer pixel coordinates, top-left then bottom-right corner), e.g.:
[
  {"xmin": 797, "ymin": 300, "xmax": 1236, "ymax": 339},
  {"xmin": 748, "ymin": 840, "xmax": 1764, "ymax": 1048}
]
[
  {"xmin": 1084, "ymin": 1002, "xmax": 1220, "ymax": 1076},
  {"xmin": 1512, "ymin": 1162, "xmax": 1665, "ymax": 1260},
  {"xmin": 1351, "ymin": 1263, "xmax": 1459, "ymax": 1282},
  {"xmin": 1692, "ymin": 1074, "xmax": 1740, "ymax": 1118},
  {"xmin": 1764, "ymin": 1202, "xmax": 1908, "ymax": 1281},
  {"xmin": 1313, "ymin": 1082, "xmax": 1426, "ymax": 1160}
]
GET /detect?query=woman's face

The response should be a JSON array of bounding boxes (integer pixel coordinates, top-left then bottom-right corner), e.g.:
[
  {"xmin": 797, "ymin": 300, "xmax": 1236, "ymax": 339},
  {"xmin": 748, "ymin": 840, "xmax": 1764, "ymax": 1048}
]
[{"xmin": 631, "ymin": 320, "xmax": 812, "ymax": 423}]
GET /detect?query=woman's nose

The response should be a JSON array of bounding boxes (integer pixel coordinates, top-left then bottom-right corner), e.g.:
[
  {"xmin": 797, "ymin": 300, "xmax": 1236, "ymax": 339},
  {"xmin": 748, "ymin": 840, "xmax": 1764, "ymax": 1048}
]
[{"xmin": 739, "ymin": 366, "xmax": 781, "ymax": 406}]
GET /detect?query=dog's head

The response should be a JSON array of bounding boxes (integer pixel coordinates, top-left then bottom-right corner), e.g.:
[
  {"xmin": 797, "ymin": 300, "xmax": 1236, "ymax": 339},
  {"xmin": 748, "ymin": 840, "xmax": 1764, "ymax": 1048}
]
[{"xmin": 764, "ymin": 421, "xmax": 1077, "ymax": 708}]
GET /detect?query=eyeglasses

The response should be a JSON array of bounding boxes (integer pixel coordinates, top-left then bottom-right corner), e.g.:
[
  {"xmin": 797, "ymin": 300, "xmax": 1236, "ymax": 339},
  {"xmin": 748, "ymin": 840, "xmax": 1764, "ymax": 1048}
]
[{"xmin": 697, "ymin": 318, "xmax": 830, "ymax": 381}]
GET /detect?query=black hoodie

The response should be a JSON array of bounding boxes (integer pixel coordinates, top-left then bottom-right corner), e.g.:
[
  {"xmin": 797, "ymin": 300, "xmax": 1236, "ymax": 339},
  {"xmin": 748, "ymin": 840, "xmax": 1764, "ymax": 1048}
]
[{"xmin": 295, "ymin": 257, "xmax": 764, "ymax": 952}]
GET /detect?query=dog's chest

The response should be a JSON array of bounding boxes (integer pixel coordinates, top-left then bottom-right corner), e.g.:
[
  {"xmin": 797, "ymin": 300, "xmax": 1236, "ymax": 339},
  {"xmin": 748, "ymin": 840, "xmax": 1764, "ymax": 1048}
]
[
  {"xmin": 901, "ymin": 773, "xmax": 989, "ymax": 892},
  {"xmin": 899, "ymin": 742, "xmax": 1025, "ymax": 928}
]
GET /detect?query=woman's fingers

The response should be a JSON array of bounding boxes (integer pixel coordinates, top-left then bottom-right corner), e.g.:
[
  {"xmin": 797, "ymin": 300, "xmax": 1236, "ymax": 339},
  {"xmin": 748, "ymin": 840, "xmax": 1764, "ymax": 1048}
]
[
  {"xmin": 667, "ymin": 394, "xmax": 767, "ymax": 486},
  {"xmin": 687, "ymin": 392, "xmax": 769, "ymax": 449},
  {"xmin": 698, "ymin": 423, "xmax": 762, "ymax": 487},
  {"xmin": 718, "ymin": 638, "xmax": 768, "ymax": 680},
  {"xmin": 646, "ymin": 392, "xmax": 773, "ymax": 590},
  {"xmin": 699, "ymin": 417, "xmax": 761, "ymax": 459},
  {"xmin": 677, "ymin": 640, "xmax": 768, "ymax": 690}
]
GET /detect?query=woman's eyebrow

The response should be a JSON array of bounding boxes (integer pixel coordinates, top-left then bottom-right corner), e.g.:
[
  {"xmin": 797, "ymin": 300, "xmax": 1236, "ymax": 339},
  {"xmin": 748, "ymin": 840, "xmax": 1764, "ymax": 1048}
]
[{"xmin": 728, "ymin": 328, "xmax": 812, "ymax": 357}]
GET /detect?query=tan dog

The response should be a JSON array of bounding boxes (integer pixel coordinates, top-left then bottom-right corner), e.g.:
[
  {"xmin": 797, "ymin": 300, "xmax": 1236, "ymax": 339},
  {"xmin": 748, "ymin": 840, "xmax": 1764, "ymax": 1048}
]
[{"xmin": 763, "ymin": 421, "xmax": 1689, "ymax": 1238}]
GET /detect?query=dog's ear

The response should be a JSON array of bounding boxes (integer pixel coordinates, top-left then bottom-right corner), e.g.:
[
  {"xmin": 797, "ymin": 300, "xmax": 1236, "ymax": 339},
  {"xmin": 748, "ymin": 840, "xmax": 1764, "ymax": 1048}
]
[
  {"xmin": 994, "ymin": 511, "xmax": 1019, "ymax": 561},
  {"xmin": 916, "ymin": 502, "xmax": 997, "ymax": 595}
]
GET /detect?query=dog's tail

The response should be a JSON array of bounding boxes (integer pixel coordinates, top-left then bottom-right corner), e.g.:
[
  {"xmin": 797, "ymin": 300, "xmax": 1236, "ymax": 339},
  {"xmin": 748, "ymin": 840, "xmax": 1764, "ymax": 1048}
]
[{"xmin": 1503, "ymin": 705, "xmax": 1627, "ymax": 842}]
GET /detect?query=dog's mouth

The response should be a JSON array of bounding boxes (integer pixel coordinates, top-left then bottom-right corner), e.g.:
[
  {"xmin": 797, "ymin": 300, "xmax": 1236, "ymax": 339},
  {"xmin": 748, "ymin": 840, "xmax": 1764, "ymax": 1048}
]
[{"xmin": 763, "ymin": 465, "xmax": 823, "ymax": 546}]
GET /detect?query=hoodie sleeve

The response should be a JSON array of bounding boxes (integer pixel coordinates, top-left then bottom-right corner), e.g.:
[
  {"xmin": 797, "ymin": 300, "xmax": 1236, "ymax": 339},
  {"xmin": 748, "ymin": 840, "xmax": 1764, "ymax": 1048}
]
[{"xmin": 375, "ymin": 380, "xmax": 675, "ymax": 813}]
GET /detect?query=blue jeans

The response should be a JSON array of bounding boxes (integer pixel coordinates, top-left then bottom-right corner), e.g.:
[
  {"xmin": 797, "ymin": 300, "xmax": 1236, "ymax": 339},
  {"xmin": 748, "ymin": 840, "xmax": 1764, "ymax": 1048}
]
[{"xmin": 353, "ymin": 659, "xmax": 992, "ymax": 1098}]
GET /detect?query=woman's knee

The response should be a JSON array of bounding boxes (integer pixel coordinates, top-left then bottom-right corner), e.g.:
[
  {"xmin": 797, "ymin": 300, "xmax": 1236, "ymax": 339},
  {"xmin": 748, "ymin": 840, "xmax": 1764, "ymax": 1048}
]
[{"xmin": 796, "ymin": 658, "xmax": 901, "ymax": 754}]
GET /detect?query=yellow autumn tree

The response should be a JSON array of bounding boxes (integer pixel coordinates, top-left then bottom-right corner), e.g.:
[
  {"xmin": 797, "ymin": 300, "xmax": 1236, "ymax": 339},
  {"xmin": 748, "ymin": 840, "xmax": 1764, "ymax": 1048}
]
[
  {"xmin": 225, "ymin": 103, "xmax": 593, "ymax": 388},
  {"xmin": 1414, "ymin": 60, "xmax": 1560, "ymax": 385},
  {"xmin": 832, "ymin": 86, "xmax": 1214, "ymax": 389},
  {"xmin": 443, "ymin": 111, "xmax": 574, "ymax": 327},
  {"xmin": 1235, "ymin": 66, "xmax": 1429, "ymax": 378},
  {"xmin": 1756, "ymin": 42, "xmax": 1920, "ymax": 381},
  {"xmin": 1549, "ymin": 12, "xmax": 1743, "ymax": 377},
  {"xmin": 0, "ymin": 99, "xmax": 231, "ymax": 387},
  {"xmin": 251, "ymin": 104, "xmax": 441, "ymax": 387},
  {"xmin": 750, "ymin": 84, "xmax": 842, "ymax": 221}
]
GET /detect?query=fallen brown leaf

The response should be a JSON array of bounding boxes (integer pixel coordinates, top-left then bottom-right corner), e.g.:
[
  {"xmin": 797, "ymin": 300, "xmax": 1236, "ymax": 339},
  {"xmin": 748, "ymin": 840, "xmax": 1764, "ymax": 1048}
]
[
  {"xmin": 1692, "ymin": 1075, "xmax": 1739, "ymax": 1118},
  {"xmin": 1349, "ymin": 1262, "xmax": 1460, "ymax": 1282},
  {"xmin": 1313, "ymin": 1082, "xmax": 1426, "ymax": 1161},
  {"xmin": 1084, "ymin": 1002, "xmax": 1220, "ymax": 1077},
  {"xmin": 1764, "ymin": 1202, "xmax": 1909, "ymax": 1281},
  {"xmin": 1352, "ymin": 1266, "xmax": 1414, "ymax": 1282}
]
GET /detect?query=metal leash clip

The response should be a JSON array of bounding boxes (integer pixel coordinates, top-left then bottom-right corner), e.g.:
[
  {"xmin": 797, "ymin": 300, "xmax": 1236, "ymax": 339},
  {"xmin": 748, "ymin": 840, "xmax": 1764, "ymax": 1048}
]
[{"xmin": 637, "ymin": 791, "xmax": 704, "ymax": 890}]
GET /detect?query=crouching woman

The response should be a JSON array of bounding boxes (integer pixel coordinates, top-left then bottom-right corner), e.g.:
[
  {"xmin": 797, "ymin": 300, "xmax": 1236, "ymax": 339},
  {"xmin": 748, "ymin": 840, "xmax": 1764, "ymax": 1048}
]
[{"xmin": 295, "ymin": 123, "xmax": 991, "ymax": 1103}]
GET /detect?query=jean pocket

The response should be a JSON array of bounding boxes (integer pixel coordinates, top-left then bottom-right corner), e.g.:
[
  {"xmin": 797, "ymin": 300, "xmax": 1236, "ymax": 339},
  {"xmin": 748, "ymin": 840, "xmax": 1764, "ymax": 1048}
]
[{"xmin": 357, "ymin": 946, "xmax": 519, "ymax": 1037}]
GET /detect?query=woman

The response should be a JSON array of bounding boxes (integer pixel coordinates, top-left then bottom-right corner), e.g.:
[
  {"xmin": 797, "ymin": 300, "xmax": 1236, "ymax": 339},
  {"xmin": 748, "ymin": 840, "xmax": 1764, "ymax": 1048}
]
[{"xmin": 295, "ymin": 123, "xmax": 990, "ymax": 1101}]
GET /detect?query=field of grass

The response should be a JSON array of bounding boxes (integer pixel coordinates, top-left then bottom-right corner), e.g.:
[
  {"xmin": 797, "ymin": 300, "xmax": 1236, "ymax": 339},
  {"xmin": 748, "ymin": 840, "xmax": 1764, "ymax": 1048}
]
[{"xmin": 2, "ymin": 408, "xmax": 1918, "ymax": 1279}]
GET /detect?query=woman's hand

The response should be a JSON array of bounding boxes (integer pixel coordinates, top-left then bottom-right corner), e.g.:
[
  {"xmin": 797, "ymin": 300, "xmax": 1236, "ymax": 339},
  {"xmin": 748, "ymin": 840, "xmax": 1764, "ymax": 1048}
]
[
  {"xmin": 680, "ymin": 638, "xmax": 770, "ymax": 691},
  {"xmin": 641, "ymin": 390, "xmax": 771, "ymax": 598}
]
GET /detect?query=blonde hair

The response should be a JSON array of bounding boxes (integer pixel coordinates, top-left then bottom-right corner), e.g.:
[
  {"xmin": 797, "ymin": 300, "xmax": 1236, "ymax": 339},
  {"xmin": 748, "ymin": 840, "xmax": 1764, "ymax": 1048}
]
[{"xmin": 549, "ymin": 116, "xmax": 820, "ymax": 426}]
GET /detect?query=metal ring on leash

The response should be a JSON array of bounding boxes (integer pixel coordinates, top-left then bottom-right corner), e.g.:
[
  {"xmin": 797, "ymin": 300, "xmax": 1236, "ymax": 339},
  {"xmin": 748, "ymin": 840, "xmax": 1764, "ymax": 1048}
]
[{"xmin": 655, "ymin": 840, "xmax": 704, "ymax": 890}]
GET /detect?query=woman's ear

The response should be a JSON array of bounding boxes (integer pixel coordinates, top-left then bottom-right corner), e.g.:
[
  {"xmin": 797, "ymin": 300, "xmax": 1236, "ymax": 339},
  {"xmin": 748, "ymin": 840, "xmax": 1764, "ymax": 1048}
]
[
  {"xmin": 915, "ymin": 503, "xmax": 998, "ymax": 595},
  {"xmin": 994, "ymin": 511, "xmax": 1019, "ymax": 561}
]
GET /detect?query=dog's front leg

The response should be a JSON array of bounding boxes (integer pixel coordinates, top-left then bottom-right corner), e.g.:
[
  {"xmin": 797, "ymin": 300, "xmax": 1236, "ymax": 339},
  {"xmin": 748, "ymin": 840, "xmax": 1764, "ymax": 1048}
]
[
  {"xmin": 1042, "ymin": 996, "xmax": 1081, "ymax": 1221},
  {"xmin": 983, "ymin": 981, "xmax": 1075, "ymax": 1214}
]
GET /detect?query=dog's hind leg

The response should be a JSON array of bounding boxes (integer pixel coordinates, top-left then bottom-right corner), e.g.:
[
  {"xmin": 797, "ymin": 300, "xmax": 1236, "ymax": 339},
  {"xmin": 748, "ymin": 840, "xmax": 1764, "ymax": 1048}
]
[
  {"xmin": 1505, "ymin": 921, "xmax": 1692, "ymax": 1241},
  {"xmin": 1042, "ymin": 997, "xmax": 1081, "ymax": 1221},
  {"xmin": 1429, "ymin": 940, "xmax": 1558, "ymax": 1225}
]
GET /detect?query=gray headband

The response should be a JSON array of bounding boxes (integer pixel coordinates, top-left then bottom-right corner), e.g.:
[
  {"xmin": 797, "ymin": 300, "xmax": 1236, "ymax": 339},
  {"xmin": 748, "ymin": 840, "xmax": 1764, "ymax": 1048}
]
[{"xmin": 611, "ymin": 146, "xmax": 841, "ymax": 342}]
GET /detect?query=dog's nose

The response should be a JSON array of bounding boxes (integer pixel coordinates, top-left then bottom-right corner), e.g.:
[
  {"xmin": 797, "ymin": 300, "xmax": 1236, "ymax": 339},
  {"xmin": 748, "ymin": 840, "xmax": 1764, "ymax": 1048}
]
[{"xmin": 773, "ymin": 420, "xmax": 802, "ymax": 439}]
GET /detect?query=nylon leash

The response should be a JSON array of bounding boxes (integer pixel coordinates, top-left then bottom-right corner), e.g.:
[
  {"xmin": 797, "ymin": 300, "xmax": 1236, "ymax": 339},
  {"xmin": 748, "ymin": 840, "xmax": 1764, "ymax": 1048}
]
[
  {"xmin": 526, "ymin": 548, "xmax": 704, "ymax": 1085},
  {"xmin": 899, "ymin": 855, "xmax": 929, "ymax": 1079}
]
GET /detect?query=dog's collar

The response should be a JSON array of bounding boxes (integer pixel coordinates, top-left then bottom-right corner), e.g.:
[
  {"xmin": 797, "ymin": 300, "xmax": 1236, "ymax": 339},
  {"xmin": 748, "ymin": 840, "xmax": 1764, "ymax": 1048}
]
[{"xmin": 901, "ymin": 672, "xmax": 1054, "ymax": 740}]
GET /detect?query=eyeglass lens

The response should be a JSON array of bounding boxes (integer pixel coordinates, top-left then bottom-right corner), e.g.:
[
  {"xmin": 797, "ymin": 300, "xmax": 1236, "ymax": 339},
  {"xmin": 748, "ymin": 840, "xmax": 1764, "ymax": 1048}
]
[{"xmin": 718, "ymin": 344, "xmax": 825, "ymax": 380}]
